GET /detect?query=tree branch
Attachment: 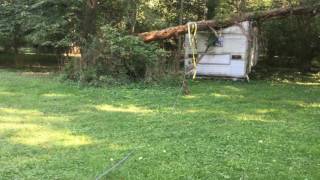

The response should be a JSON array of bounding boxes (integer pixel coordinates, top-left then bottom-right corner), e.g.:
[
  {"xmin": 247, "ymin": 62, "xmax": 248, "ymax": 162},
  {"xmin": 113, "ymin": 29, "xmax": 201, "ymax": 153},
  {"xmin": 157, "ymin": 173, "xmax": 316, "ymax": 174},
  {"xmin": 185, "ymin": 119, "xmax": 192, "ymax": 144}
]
[{"xmin": 139, "ymin": 4, "xmax": 320, "ymax": 42}]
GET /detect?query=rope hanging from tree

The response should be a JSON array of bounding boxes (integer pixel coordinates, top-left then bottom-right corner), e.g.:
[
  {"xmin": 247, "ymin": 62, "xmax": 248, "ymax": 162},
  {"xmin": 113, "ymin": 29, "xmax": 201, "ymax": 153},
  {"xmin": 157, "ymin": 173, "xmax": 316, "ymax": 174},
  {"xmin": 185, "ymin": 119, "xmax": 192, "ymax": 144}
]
[{"xmin": 187, "ymin": 22, "xmax": 198, "ymax": 79}]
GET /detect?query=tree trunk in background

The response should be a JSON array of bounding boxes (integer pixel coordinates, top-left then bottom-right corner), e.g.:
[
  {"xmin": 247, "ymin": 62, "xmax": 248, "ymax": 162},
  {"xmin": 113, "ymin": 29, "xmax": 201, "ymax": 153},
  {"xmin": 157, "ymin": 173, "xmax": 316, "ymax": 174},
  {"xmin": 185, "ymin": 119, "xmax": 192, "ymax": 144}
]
[
  {"xmin": 80, "ymin": 0, "xmax": 98, "ymax": 70},
  {"xmin": 139, "ymin": 3, "xmax": 320, "ymax": 42},
  {"xmin": 127, "ymin": 0, "xmax": 138, "ymax": 34},
  {"xmin": 203, "ymin": 0, "xmax": 208, "ymax": 20},
  {"xmin": 12, "ymin": 23, "xmax": 21, "ymax": 54},
  {"xmin": 175, "ymin": 0, "xmax": 184, "ymax": 73}
]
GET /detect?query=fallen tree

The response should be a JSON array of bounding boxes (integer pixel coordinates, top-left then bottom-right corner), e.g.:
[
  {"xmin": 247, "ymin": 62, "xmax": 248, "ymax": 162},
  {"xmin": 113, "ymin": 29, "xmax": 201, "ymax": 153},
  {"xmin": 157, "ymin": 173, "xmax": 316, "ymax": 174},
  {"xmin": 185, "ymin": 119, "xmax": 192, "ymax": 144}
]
[{"xmin": 139, "ymin": 4, "xmax": 320, "ymax": 42}]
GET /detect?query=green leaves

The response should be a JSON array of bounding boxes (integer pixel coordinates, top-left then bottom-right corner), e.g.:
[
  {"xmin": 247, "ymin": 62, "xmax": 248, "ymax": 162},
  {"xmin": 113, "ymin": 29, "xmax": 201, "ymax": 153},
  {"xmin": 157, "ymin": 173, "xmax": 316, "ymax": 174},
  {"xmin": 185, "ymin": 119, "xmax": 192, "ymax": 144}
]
[
  {"xmin": 98, "ymin": 25, "xmax": 167, "ymax": 80},
  {"xmin": 0, "ymin": 1, "xmax": 31, "ymax": 51},
  {"xmin": 0, "ymin": 0, "xmax": 82, "ymax": 53}
]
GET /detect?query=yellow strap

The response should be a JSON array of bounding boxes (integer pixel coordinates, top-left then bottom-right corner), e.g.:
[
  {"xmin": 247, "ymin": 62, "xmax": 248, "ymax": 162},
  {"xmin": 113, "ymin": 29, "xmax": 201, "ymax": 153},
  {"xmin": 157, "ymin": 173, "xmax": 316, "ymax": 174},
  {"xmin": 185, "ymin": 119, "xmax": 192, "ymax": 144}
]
[{"xmin": 187, "ymin": 22, "xmax": 198, "ymax": 79}]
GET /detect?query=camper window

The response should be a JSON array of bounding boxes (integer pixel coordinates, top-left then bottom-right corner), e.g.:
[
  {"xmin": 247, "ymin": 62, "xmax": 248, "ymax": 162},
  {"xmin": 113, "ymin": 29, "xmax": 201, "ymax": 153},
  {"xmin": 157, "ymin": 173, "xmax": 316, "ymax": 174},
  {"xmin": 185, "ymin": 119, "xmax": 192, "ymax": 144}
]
[{"xmin": 231, "ymin": 55, "xmax": 242, "ymax": 60}]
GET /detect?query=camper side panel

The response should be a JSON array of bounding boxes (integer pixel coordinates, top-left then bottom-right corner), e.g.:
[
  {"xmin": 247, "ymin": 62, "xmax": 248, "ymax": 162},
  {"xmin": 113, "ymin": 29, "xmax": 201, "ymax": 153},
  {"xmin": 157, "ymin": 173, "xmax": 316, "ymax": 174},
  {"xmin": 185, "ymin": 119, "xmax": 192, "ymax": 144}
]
[{"xmin": 185, "ymin": 21, "xmax": 250, "ymax": 78}]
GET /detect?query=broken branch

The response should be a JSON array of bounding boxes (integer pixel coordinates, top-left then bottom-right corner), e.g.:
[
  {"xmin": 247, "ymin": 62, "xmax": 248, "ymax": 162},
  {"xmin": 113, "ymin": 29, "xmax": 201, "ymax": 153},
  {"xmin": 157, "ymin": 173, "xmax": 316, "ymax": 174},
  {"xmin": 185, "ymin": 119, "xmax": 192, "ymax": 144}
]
[{"xmin": 139, "ymin": 4, "xmax": 320, "ymax": 42}]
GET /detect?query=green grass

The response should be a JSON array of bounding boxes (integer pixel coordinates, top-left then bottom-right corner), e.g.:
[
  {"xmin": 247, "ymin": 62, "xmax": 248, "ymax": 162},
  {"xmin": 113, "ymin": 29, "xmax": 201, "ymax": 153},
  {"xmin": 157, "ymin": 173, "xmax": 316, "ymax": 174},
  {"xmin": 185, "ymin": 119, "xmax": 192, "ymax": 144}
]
[{"xmin": 0, "ymin": 69, "xmax": 319, "ymax": 179}]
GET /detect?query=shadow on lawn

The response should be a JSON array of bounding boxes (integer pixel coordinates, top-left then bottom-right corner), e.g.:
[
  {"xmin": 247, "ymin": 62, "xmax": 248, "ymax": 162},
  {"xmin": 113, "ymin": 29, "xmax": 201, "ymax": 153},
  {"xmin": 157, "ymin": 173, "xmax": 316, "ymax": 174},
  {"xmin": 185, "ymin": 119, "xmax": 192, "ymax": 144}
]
[
  {"xmin": 0, "ymin": 105, "xmax": 144, "ymax": 179},
  {"xmin": 0, "ymin": 71, "xmax": 319, "ymax": 179},
  {"xmin": 0, "ymin": 81, "xmax": 312, "ymax": 146},
  {"xmin": 0, "ymin": 78, "xmax": 318, "ymax": 142}
]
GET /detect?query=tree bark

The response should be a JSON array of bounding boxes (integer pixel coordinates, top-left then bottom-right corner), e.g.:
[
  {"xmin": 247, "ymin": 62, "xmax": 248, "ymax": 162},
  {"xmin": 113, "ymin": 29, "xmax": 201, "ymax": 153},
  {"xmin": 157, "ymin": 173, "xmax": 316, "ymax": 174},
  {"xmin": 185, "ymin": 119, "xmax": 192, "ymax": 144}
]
[
  {"xmin": 80, "ymin": 0, "xmax": 98, "ymax": 69},
  {"xmin": 127, "ymin": 0, "xmax": 138, "ymax": 34},
  {"xmin": 139, "ymin": 4, "xmax": 320, "ymax": 42},
  {"xmin": 175, "ymin": 0, "xmax": 184, "ymax": 73}
]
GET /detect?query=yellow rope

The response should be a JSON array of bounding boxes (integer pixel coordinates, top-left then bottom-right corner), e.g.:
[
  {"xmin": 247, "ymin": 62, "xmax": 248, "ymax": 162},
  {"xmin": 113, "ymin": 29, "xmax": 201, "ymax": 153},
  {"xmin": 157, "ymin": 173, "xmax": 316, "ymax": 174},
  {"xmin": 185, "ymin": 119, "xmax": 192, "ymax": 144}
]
[{"xmin": 187, "ymin": 22, "xmax": 198, "ymax": 79}]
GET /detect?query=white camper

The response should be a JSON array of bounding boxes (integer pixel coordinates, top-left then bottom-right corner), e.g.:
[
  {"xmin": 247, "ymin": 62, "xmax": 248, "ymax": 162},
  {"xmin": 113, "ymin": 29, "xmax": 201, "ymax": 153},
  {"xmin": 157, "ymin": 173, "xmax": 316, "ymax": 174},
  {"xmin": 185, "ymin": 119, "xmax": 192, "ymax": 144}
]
[{"xmin": 185, "ymin": 21, "xmax": 259, "ymax": 79}]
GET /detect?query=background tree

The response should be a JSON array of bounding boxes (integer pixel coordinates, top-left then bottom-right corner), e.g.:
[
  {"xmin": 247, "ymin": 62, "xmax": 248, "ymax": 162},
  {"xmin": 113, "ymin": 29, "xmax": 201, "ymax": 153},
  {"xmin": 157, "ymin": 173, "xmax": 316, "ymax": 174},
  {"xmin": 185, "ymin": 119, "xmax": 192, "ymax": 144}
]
[
  {"xmin": 0, "ymin": 0, "xmax": 319, "ymax": 83},
  {"xmin": 0, "ymin": 0, "xmax": 32, "ymax": 53}
]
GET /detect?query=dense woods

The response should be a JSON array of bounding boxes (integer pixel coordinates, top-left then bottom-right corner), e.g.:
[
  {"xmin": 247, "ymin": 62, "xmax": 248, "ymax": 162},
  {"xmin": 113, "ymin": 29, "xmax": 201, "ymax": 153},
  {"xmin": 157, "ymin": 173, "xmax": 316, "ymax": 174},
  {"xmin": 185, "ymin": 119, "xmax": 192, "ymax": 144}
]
[{"xmin": 0, "ymin": 0, "xmax": 319, "ymax": 84}]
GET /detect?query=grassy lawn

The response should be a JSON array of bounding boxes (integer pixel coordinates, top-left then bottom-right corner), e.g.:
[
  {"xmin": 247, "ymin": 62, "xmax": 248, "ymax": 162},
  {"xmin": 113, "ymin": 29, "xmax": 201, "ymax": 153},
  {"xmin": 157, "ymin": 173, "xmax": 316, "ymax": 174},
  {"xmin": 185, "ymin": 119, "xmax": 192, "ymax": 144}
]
[{"xmin": 0, "ymin": 69, "xmax": 319, "ymax": 179}]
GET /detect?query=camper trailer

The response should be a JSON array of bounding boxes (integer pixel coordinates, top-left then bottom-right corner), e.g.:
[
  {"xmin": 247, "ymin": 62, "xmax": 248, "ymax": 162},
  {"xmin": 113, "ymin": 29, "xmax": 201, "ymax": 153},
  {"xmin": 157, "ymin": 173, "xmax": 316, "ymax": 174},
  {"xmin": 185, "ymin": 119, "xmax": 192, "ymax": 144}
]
[{"xmin": 185, "ymin": 21, "xmax": 259, "ymax": 79}]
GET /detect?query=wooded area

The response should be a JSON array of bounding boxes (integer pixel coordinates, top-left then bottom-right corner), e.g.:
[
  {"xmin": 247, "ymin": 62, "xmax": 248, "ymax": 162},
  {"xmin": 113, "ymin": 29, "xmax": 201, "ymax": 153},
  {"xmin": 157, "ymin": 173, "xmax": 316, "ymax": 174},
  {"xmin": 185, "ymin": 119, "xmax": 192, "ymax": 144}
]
[{"xmin": 0, "ymin": 0, "xmax": 320, "ymax": 84}]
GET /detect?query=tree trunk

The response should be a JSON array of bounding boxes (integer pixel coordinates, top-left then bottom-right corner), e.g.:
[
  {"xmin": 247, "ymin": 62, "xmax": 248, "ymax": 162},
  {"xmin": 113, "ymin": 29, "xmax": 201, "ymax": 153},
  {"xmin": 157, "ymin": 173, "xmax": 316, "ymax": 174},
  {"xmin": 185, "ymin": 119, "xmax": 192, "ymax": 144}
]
[
  {"xmin": 139, "ymin": 4, "xmax": 320, "ymax": 42},
  {"xmin": 13, "ymin": 23, "xmax": 21, "ymax": 54},
  {"xmin": 175, "ymin": 0, "xmax": 184, "ymax": 73},
  {"xmin": 127, "ymin": 0, "xmax": 138, "ymax": 34},
  {"xmin": 80, "ymin": 0, "xmax": 98, "ymax": 70}
]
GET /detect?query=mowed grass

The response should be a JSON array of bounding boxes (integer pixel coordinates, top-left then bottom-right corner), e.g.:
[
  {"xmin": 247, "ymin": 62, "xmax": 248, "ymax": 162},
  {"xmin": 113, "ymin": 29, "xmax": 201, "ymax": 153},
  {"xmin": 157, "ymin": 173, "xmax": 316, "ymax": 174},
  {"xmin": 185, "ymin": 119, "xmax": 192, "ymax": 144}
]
[{"xmin": 0, "ymin": 69, "xmax": 319, "ymax": 179}]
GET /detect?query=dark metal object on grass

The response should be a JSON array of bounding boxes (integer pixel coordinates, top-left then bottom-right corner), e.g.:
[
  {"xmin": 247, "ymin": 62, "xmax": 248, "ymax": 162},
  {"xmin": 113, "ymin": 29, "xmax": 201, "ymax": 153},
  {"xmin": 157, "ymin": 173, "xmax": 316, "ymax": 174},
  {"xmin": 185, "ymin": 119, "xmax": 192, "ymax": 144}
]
[{"xmin": 96, "ymin": 151, "xmax": 134, "ymax": 180}]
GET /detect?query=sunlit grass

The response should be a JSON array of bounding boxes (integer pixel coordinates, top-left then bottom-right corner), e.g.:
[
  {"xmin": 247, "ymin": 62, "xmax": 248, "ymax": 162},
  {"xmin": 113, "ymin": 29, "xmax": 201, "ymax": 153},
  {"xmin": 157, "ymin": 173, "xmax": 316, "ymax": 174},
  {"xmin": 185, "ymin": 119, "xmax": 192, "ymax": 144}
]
[
  {"xmin": 95, "ymin": 104, "xmax": 153, "ymax": 113},
  {"xmin": 5, "ymin": 123, "xmax": 92, "ymax": 147},
  {"xmin": 0, "ymin": 108, "xmax": 91, "ymax": 147},
  {"xmin": 42, "ymin": 93, "xmax": 73, "ymax": 98},
  {"xmin": 295, "ymin": 82, "xmax": 320, "ymax": 86},
  {"xmin": 182, "ymin": 95, "xmax": 197, "ymax": 99},
  {"xmin": 0, "ymin": 107, "xmax": 43, "ymax": 116},
  {"xmin": 0, "ymin": 69, "xmax": 319, "ymax": 179},
  {"xmin": 0, "ymin": 92, "xmax": 22, "ymax": 96}
]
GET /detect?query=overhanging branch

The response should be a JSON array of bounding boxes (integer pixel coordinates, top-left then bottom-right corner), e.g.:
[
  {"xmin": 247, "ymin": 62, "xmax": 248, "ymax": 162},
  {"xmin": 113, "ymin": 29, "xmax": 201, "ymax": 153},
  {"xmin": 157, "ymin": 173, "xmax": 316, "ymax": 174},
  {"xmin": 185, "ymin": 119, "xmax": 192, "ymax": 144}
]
[{"xmin": 139, "ymin": 4, "xmax": 320, "ymax": 42}]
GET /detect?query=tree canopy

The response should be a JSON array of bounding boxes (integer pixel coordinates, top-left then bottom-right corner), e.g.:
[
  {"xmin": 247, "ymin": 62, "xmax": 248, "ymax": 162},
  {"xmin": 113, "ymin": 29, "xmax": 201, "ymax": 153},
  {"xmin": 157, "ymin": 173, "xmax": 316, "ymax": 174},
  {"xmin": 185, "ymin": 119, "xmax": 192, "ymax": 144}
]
[{"xmin": 0, "ymin": 0, "xmax": 319, "ymax": 83}]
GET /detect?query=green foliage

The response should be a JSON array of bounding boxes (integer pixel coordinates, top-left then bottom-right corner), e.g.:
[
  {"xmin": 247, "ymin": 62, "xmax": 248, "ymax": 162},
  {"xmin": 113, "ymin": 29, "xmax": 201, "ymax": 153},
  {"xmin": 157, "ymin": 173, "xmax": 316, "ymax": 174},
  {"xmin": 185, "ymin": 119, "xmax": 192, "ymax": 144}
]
[
  {"xmin": 26, "ymin": 0, "xmax": 81, "ymax": 53},
  {"xmin": 99, "ymin": 25, "xmax": 167, "ymax": 80},
  {"xmin": 311, "ymin": 56, "xmax": 320, "ymax": 72},
  {"xmin": 62, "ymin": 25, "xmax": 167, "ymax": 85},
  {"xmin": 0, "ymin": 0, "xmax": 31, "ymax": 52},
  {"xmin": 0, "ymin": 0, "xmax": 215, "ymax": 83},
  {"xmin": 261, "ymin": 15, "xmax": 320, "ymax": 70},
  {"xmin": 213, "ymin": 0, "xmax": 320, "ymax": 71},
  {"xmin": 311, "ymin": 56, "xmax": 320, "ymax": 67},
  {"xmin": 0, "ymin": 0, "xmax": 81, "ymax": 53},
  {"xmin": 1, "ymin": 0, "xmax": 319, "ymax": 81}
]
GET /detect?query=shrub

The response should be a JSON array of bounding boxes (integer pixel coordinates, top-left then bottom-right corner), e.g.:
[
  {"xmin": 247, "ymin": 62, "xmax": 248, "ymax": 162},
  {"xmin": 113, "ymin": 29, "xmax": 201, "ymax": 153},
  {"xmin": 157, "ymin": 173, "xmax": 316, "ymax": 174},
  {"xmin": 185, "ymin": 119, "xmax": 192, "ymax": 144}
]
[
  {"xmin": 62, "ymin": 25, "xmax": 168, "ymax": 85},
  {"xmin": 311, "ymin": 56, "xmax": 320, "ymax": 72},
  {"xmin": 99, "ymin": 25, "xmax": 167, "ymax": 81}
]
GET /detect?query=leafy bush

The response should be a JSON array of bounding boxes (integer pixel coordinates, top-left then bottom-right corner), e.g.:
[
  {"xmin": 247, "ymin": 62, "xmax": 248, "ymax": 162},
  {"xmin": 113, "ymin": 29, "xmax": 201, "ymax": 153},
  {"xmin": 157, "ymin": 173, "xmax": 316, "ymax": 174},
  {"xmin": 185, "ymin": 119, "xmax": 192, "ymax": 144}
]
[
  {"xmin": 261, "ymin": 15, "xmax": 320, "ymax": 70},
  {"xmin": 311, "ymin": 56, "xmax": 320, "ymax": 72},
  {"xmin": 63, "ymin": 25, "xmax": 168, "ymax": 85},
  {"xmin": 99, "ymin": 25, "xmax": 167, "ymax": 80},
  {"xmin": 311, "ymin": 56, "xmax": 320, "ymax": 68}
]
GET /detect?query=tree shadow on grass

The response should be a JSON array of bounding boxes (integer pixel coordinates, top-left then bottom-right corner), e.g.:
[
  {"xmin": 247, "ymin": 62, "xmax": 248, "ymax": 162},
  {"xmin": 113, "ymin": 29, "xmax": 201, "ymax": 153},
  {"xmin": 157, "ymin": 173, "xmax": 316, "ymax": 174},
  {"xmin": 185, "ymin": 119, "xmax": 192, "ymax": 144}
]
[
  {"xmin": 0, "ymin": 106, "xmax": 145, "ymax": 179},
  {"xmin": 0, "ymin": 70, "xmax": 319, "ymax": 179}
]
